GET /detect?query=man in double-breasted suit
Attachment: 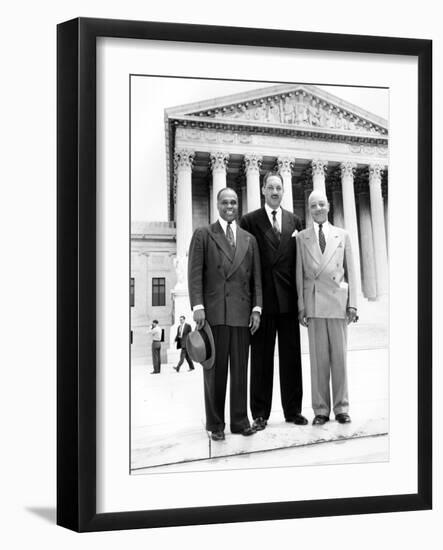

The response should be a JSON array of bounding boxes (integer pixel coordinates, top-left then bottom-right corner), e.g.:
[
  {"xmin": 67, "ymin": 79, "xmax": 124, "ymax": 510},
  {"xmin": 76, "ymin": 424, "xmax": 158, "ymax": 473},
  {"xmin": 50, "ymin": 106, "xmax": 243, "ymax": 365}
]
[
  {"xmin": 173, "ymin": 315, "xmax": 194, "ymax": 372},
  {"xmin": 240, "ymin": 171, "xmax": 307, "ymax": 430},
  {"xmin": 188, "ymin": 187, "xmax": 262, "ymax": 441},
  {"xmin": 296, "ymin": 189, "xmax": 358, "ymax": 425}
]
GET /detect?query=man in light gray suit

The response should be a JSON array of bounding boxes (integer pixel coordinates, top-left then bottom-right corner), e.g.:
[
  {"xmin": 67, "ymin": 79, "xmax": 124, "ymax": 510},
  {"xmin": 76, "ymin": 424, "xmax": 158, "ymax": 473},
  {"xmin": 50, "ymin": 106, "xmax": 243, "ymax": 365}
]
[{"xmin": 296, "ymin": 190, "xmax": 358, "ymax": 425}]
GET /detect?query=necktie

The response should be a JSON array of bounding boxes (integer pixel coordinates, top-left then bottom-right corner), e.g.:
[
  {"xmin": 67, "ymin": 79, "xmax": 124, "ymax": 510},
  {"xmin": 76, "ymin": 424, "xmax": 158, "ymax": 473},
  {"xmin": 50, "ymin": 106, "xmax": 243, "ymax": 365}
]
[
  {"xmin": 271, "ymin": 210, "xmax": 280, "ymax": 239},
  {"xmin": 318, "ymin": 223, "xmax": 326, "ymax": 253},
  {"xmin": 226, "ymin": 221, "xmax": 235, "ymax": 249}
]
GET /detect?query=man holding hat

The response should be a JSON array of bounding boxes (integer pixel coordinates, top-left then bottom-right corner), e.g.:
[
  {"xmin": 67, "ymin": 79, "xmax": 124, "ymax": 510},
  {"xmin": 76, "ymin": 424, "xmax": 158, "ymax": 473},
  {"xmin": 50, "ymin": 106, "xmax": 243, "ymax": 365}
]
[{"xmin": 188, "ymin": 187, "xmax": 263, "ymax": 441}]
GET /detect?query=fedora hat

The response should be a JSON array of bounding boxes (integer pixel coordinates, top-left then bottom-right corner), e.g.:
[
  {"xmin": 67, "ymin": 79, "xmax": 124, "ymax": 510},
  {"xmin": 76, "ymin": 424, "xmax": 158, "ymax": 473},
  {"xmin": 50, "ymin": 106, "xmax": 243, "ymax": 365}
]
[{"xmin": 186, "ymin": 321, "xmax": 215, "ymax": 370}]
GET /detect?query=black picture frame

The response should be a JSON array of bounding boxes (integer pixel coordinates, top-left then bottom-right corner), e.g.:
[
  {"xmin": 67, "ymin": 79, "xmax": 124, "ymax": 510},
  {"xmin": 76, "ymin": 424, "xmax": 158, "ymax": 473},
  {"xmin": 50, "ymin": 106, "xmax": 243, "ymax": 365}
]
[{"xmin": 57, "ymin": 17, "xmax": 432, "ymax": 532}]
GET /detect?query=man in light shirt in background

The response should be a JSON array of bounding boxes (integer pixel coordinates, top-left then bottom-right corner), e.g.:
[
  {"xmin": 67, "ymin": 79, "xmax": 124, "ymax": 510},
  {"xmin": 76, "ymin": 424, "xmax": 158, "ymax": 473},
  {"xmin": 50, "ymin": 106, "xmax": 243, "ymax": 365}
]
[{"xmin": 148, "ymin": 319, "xmax": 162, "ymax": 374}]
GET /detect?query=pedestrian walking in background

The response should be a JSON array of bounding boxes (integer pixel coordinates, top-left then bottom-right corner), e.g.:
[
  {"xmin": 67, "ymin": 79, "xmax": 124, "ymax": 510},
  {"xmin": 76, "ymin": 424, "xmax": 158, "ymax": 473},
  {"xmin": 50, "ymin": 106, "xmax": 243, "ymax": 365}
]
[{"xmin": 174, "ymin": 315, "xmax": 195, "ymax": 372}]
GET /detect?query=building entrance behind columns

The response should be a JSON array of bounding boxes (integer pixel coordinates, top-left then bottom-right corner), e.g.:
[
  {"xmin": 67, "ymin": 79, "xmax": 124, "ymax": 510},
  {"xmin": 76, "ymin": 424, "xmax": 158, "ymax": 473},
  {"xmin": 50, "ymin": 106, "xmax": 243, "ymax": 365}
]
[{"xmin": 190, "ymin": 153, "xmax": 388, "ymax": 302}]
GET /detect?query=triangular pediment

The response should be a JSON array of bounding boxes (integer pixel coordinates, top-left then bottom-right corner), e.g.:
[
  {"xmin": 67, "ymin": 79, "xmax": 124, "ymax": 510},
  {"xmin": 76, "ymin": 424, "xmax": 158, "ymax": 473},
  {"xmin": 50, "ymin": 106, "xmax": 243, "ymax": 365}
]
[{"xmin": 166, "ymin": 84, "xmax": 388, "ymax": 137}]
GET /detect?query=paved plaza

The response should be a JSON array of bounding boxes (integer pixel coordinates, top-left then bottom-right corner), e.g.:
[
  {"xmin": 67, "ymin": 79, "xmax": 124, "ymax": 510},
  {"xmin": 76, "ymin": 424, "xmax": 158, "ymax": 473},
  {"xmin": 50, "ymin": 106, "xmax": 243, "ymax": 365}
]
[{"xmin": 131, "ymin": 309, "xmax": 389, "ymax": 474}]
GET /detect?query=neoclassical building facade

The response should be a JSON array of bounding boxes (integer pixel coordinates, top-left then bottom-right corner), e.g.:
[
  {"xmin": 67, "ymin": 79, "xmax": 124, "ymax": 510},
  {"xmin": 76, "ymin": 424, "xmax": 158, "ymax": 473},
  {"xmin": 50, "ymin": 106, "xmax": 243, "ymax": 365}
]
[{"xmin": 132, "ymin": 83, "xmax": 388, "ymax": 363}]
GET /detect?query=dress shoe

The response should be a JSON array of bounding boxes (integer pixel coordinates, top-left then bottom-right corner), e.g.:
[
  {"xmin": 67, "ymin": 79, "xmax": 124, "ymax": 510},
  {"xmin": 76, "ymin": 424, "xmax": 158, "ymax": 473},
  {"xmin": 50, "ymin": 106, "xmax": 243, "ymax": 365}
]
[
  {"xmin": 252, "ymin": 417, "xmax": 267, "ymax": 431},
  {"xmin": 335, "ymin": 413, "xmax": 351, "ymax": 424},
  {"xmin": 312, "ymin": 415, "xmax": 329, "ymax": 425},
  {"xmin": 211, "ymin": 430, "xmax": 225, "ymax": 441},
  {"xmin": 150, "ymin": 371, "xmax": 159, "ymax": 374},
  {"xmin": 173, "ymin": 366, "xmax": 179, "ymax": 372},
  {"xmin": 231, "ymin": 426, "xmax": 257, "ymax": 436},
  {"xmin": 187, "ymin": 368, "xmax": 194, "ymax": 371},
  {"xmin": 286, "ymin": 413, "xmax": 308, "ymax": 426}
]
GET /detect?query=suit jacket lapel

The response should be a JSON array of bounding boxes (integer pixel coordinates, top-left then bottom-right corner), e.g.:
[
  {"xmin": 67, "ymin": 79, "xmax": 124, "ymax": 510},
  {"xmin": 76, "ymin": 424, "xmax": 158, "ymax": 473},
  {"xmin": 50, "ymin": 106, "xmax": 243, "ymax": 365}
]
[
  {"xmin": 274, "ymin": 209, "xmax": 292, "ymax": 262},
  {"xmin": 208, "ymin": 221, "xmax": 234, "ymax": 262},
  {"xmin": 304, "ymin": 226, "xmax": 323, "ymax": 266},
  {"xmin": 257, "ymin": 208, "xmax": 279, "ymax": 250},
  {"xmin": 227, "ymin": 228, "xmax": 249, "ymax": 279},
  {"xmin": 317, "ymin": 226, "xmax": 341, "ymax": 275}
]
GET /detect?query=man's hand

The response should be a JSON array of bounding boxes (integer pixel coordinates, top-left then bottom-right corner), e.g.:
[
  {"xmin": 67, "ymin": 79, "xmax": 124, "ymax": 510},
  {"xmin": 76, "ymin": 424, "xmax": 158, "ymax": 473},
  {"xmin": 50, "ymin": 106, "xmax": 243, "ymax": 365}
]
[
  {"xmin": 193, "ymin": 309, "xmax": 206, "ymax": 330},
  {"xmin": 249, "ymin": 311, "xmax": 261, "ymax": 335},
  {"xmin": 298, "ymin": 310, "xmax": 309, "ymax": 327},
  {"xmin": 346, "ymin": 307, "xmax": 358, "ymax": 324}
]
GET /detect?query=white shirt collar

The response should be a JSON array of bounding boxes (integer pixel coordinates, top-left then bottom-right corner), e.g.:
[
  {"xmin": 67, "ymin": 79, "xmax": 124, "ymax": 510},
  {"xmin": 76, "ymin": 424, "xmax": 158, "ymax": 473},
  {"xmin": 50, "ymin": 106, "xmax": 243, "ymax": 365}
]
[
  {"xmin": 264, "ymin": 203, "xmax": 282, "ymax": 227},
  {"xmin": 264, "ymin": 203, "xmax": 282, "ymax": 217},
  {"xmin": 218, "ymin": 218, "xmax": 237, "ymax": 241},
  {"xmin": 218, "ymin": 217, "xmax": 236, "ymax": 230},
  {"xmin": 313, "ymin": 220, "xmax": 330, "ymax": 238}
]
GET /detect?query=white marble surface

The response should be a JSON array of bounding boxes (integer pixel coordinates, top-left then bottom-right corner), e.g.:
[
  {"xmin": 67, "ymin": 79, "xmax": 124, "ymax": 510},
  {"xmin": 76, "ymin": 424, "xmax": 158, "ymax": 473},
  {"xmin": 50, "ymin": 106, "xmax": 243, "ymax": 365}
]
[{"xmin": 131, "ymin": 347, "xmax": 388, "ymax": 471}]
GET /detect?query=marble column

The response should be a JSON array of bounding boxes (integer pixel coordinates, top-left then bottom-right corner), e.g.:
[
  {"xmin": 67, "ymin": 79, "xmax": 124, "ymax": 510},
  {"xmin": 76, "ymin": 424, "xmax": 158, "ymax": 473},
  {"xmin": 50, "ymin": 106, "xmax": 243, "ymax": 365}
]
[
  {"xmin": 241, "ymin": 184, "xmax": 247, "ymax": 218},
  {"xmin": 244, "ymin": 153, "xmax": 262, "ymax": 213},
  {"xmin": 210, "ymin": 152, "xmax": 229, "ymax": 222},
  {"xmin": 169, "ymin": 149, "xmax": 195, "ymax": 362},
  {"xmin": 330, "ymin": 179, "xmax": 344, "ymax": 228},
  {"xmin": 304, "ymin": 182, "xmax": 313, "ymax": 228},
  {"xmin": 277, "ymin": 156, "xmax": 294, "ymax": 212},
  {"xmin": 311, "ymin": 159, "xmax": 328, "ymax": 194},
  {"xmin": 356, "ymin": 180, "xmax": 377, "ymax": 300},
  {"xmin": 369, "ymin": 164, "xmax": 389, "ymax": 297},
  {"xmin": 340, "ymin": 161, "xmax": 361, "ymax": 295},
  {"xmin": 174, "ymin": 149, "xmax": 195, "ymax": 262},
  {"xmin": 382, "ymin": 176, "xmax": 389, "ymax": 255}
]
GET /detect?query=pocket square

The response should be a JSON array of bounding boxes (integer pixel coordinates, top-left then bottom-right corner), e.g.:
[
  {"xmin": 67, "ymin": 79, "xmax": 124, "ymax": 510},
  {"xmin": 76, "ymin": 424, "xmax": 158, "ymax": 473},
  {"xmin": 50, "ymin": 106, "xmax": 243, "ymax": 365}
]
[{"xmin": 291, "ymin": 230, "xmax": 298, "ymax": 237}]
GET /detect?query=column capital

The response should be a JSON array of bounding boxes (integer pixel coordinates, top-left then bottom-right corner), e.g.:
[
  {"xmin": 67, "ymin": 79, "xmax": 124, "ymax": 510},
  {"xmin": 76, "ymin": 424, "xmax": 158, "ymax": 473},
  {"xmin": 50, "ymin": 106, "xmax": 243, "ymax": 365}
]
[
  {"xmin": 311, "ymin": 159, "xmax": 328, "ymax": 177},
  {"xmin": 368, "ymin": 163, "xmax": 384, "ymax": 180},
  {"xmin": 340, "ymin": 161, "xmax": 357, "ymax": 178},
  {"xmin": 277, "ymin": 156, "xmax": 294, "ymax": 176},
  {"xmin": 174, "ymin": 149, "xmax": 195, "ymax": 172},
  {"xmin": 210, "ymin": 151, "xmax": 229, "ymax": 173},
  {"xmin": 243, "ymin": 153, "xmax": 262, "ymax": 174}
]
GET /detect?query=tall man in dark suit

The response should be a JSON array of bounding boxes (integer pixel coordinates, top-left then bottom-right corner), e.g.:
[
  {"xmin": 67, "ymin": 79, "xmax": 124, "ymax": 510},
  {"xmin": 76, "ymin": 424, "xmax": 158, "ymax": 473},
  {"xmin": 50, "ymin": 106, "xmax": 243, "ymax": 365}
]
[
  {"xmin": 240, "ymin": 171, "xmax": 307, "ymax": 430},
  {"xmin": 173, "ymin": 315, "xmax": 194, "ymax": 372},
  {"xmin": 188, "ymin": 187, "xmax": 263, "ymax": 441}
]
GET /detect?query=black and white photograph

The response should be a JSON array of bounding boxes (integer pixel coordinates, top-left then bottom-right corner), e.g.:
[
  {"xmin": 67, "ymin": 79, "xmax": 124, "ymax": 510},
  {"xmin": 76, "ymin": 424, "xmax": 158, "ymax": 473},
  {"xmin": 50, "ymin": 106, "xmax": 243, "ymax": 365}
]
[
  {"xmin": 130, "ymin": 76, "xmax": 390, "ymax": 473},
  {"xmin": 1, "ymin": 0, "xmax": 437, "ymax": 544}
]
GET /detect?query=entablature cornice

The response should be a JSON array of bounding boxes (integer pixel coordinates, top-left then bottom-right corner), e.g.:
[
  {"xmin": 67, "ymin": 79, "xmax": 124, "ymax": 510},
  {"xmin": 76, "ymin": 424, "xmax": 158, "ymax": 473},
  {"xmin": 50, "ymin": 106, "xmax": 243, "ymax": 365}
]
[
  {"xmin": 170, "ymin": 115, "xmax": 388, "ymax": 146},
  {"xmin": 174, "ymin": 126, "xmax": 388, "ymax": 167}
]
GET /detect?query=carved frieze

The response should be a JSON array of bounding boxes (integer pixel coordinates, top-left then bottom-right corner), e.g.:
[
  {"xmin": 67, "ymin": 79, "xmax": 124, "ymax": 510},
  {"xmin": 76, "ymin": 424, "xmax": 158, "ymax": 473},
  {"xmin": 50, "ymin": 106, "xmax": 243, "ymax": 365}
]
[
  {"xmin": 174, "ymin": 128, "xmax": 387, "ymax": 164},
  {"xmin": 349, "ymin": 144, "xmax": 388, "ymax": 156},
  {"xmin": 190, "ymin": 91, "xmax": 387, "ymax": 136},
  {"xmin": 175, "ymin": 128, "xmax": 386, "ymax": 157}
]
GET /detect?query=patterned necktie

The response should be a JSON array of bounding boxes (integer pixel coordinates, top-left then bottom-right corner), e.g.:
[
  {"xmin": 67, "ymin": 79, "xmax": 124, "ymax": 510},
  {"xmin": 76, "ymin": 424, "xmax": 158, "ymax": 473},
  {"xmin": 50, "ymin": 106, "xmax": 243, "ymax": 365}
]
[
  {"xmin": 318, "ymin": 223, "xmax": 326, "ymax": 253},
  {"xmin": 226, "ymin": 221, "xmax": 236, "ymax": 249},
  {"xmin": 271, "ymin": 210, "xmax": 281, "ymax": 239}
]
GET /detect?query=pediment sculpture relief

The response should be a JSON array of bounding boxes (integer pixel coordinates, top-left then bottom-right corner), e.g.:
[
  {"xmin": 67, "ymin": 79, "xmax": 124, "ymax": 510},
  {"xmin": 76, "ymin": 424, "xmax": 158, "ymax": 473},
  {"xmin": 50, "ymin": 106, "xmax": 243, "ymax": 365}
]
[{"xmin": 190, "ymin": 92, "xmax": 386, "ymax": 136}]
